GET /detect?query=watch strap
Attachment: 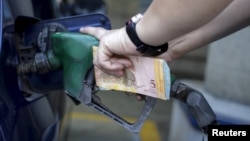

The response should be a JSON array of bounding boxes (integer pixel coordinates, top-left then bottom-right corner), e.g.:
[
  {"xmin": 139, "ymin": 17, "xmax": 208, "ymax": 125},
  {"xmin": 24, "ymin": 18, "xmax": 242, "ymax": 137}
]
[{"xmin": 125, "ymin": 14, "xmax": 168, "ymax": 56}]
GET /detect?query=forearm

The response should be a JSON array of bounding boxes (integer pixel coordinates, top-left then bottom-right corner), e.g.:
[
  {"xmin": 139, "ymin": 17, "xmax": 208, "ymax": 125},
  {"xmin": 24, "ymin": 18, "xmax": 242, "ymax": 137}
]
[
  {"xmin": 166, "ymin": 0, "xmax": 250, "ymax": 61},
  {"xmin": 198, "ymin": 0, "xmax": 250, "ymax": 45},
  {"xmin": 137, "ymin": 0, "xmax": 233, "ymax": 46}
]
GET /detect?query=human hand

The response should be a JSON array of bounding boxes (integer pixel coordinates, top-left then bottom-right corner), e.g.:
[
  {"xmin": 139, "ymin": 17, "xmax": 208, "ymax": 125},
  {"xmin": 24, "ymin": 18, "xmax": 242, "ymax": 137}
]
[{"xmin": 80, "ymin": 27, "xmax": 138, "ymax": 76}]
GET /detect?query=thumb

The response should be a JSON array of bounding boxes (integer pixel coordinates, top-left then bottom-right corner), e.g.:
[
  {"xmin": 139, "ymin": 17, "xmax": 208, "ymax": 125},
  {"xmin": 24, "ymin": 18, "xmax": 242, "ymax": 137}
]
[{"xmin": 79, "ymin": 27, "xmax": 107, "ymax": 40}]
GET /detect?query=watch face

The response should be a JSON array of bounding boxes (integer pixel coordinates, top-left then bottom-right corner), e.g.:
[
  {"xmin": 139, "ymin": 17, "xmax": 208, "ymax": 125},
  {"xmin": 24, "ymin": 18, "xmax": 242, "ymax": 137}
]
[{"xmin": 131, "ymin": 13, "xmax": 143, "ymax": 24}]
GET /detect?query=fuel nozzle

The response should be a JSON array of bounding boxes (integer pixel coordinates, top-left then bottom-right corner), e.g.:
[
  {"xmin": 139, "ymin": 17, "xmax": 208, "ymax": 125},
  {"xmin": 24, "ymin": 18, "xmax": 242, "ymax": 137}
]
[
  {"xmin": 17, "ymin": 52, "xmax": 52, "ymax": 75},
  {"xmin": 170, "ymin": 81, "xmax": 217, "ymax": 132},
  {"xmin": 17, "ymin": 23, "xmax": 67, "ymax": 75}
]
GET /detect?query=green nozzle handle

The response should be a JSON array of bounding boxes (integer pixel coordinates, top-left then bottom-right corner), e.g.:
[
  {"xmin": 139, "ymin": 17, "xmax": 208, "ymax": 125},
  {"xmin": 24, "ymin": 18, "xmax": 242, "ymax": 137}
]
[{"xmin": 47, "ymin": 32, "xmax": 99, "ymax": 102}]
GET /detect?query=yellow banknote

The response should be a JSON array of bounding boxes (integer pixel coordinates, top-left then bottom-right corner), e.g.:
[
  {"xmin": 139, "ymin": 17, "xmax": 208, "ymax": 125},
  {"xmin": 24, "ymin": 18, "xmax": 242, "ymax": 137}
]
[{"xmin": 93, "ymin": 47, "xmax": 171, "ymax": 100}]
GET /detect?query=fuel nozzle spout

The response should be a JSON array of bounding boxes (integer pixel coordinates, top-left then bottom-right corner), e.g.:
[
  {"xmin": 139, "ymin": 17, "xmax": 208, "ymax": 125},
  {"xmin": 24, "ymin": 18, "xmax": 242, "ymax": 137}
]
[
  {"xmin": 171, "ymin": 81, "xmax": 217, "ymax": 132},
  {"xmin": 17, "ymin": 52, "xmax": 52, "ymax": 75}
]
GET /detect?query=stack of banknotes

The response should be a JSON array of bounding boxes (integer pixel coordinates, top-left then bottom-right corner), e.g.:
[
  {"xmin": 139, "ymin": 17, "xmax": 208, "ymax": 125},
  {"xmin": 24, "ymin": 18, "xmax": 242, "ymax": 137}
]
[{"xmin": 93, "ymin": 47, "xmax": 171, "ymax": 100}]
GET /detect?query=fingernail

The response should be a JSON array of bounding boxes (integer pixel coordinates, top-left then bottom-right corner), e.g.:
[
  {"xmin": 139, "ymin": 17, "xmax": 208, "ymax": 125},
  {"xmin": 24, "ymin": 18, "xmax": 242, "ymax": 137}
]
[
  {"xmin": 124, "ymin": 64, "xmax": 131, "ymax": 67},
  {"xmin": 79, "ymin": 27, "xmax": 84, "ymax": 32},
  {"xmin": 117, "ymin": 71, "xmax": 123, "ymax": 76}
]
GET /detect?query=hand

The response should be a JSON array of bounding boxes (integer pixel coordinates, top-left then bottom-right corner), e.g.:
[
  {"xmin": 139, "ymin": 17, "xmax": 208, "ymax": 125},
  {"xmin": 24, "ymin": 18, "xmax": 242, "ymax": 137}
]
[
  {"xmin": 80, "ymin": 27, "xmax": 136, "ymax": 76},
  {"xmin": 125, "ymin": 92, "xmax": 146, "ymax": 101}
]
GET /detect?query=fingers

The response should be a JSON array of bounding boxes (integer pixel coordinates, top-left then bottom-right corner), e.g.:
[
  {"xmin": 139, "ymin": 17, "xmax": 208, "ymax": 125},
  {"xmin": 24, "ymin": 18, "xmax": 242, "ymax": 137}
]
[
  {"xmin": 81, "ymin": 27, "xmax": 132, "ymax": 76},
  {"xmin": 136, "ymin": 94, "xmax": 146, "ymax": 101},
  {"xmin": 80, "ymin": 27, "xmax": 107, "ymax": 40},
  {"xmin": 94, "ymin": 53, "xmax": 133, "ymax": 76},
  {"xmin": 107, "ymin": 56, "xmax": 133, "ymax": 69},
  {"xmin": 125, "ymin": 92, "xmax": 146, "ymax": 101}
]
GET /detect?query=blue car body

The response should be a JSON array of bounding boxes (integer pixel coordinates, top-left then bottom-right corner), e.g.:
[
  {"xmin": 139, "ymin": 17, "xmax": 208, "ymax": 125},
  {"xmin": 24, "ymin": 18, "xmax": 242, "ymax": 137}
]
[{"xmin": 0, "ymin": 0, "xmax": 110, "ymax": 141}]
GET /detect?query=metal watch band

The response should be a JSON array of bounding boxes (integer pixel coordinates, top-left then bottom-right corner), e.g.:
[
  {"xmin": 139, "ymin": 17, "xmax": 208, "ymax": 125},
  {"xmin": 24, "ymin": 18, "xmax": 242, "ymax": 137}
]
[{"xmin": 125, "ymin": 14, "xmax": 168, "ymax": 56}]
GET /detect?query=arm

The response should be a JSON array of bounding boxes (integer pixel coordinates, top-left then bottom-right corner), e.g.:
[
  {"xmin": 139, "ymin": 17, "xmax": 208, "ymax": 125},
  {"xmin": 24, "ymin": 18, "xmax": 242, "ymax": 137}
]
[
  {"xmin": 137, "ymin": 0, "xmax": 232, "ymax": 46},
  {"xmin": 80, "ymin": 0, "xmax": 232, "ymax": 76},
  {"xmin": 161, "ymin": 0, "xmax": 250, "ymax": 62}
]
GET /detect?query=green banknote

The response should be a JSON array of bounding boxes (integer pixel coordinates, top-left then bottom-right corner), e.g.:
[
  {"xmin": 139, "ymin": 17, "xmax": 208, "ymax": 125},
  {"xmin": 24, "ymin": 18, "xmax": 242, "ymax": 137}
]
[{"xmin": 93, "ymin": 47, "xmax": 171, "ymax": 100}]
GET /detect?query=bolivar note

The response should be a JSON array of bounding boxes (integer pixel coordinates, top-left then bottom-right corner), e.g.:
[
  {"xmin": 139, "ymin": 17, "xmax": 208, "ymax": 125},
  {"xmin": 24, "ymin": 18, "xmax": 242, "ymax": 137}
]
[{"xmin": 93, "ymin": 47, "xmax": 171, "ymax": 100}]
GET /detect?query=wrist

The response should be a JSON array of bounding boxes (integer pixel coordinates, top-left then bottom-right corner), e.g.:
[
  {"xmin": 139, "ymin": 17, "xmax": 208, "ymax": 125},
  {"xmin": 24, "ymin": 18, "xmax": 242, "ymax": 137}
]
[
  {"xmin": 121, "ymin": 27, "xmax": 141, "ymax": 55},
  {"xmin": 125, "ymin": 13, "xmax": 168, "ymax": 56}
]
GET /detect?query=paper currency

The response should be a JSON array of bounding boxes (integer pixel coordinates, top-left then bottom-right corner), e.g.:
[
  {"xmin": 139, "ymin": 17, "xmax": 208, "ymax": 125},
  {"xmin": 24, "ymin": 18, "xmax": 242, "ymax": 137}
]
[{"xmin": 93, "ymin": 47, "xmax": 171, "ymax": 100}]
